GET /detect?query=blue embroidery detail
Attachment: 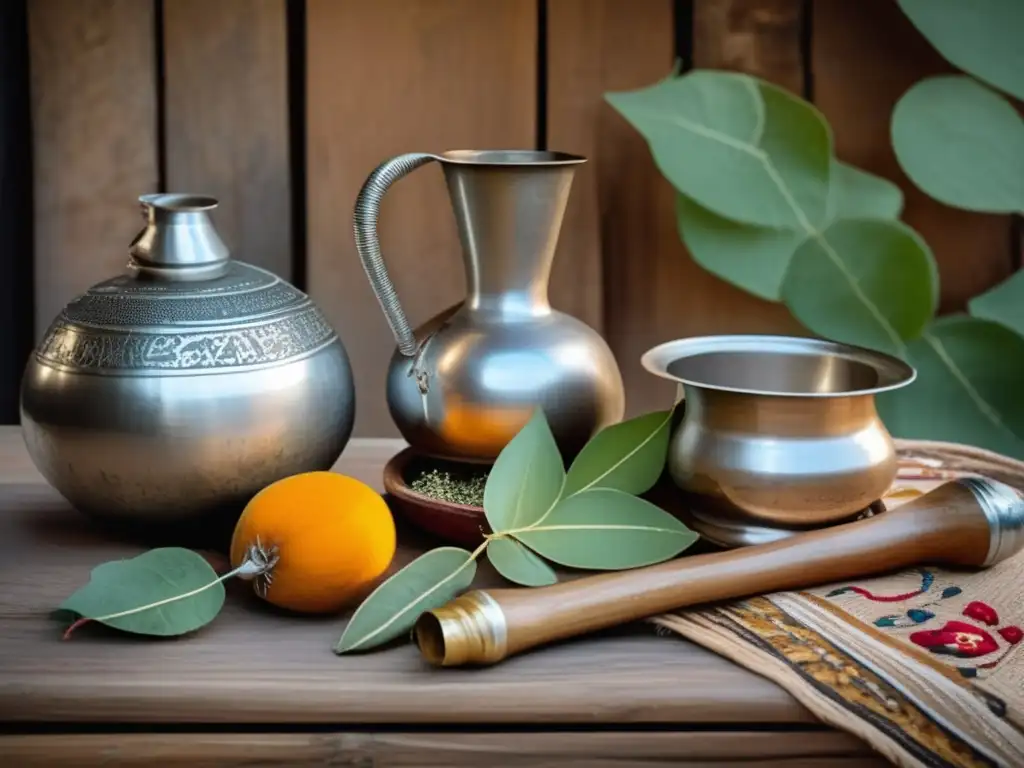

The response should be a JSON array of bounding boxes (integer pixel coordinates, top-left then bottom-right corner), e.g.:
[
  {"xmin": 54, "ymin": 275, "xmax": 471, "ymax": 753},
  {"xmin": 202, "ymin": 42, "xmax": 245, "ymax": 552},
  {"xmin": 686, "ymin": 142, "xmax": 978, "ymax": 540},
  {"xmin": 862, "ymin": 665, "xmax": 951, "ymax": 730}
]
[{"xmin": 873, "ymin": 609, "xmax": 936, "ymax": 628}]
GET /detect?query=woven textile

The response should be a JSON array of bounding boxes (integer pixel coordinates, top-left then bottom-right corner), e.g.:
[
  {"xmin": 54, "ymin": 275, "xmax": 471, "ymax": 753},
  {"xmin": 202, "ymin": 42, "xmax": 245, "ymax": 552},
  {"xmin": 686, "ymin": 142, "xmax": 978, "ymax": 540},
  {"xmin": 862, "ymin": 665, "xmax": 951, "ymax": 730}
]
[{"xmin": 653, "ymin": 440, "xmax": 1024, "ymax": 768}]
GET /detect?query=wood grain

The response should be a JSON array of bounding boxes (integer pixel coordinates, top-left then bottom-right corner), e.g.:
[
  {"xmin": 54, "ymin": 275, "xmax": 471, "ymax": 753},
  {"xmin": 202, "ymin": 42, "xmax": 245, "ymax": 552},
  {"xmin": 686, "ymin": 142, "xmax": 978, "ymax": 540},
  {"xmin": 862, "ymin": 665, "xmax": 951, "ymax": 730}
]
[
  {"xmin": 811, "ymin": 0, "xmax": 1015, "ymax": 312},
  {"xmin": 27, "ymin": 0, "xmax": 159, "ymax": 340},
  {"xmin": 0, "ymin": 427, "xmax": 810, "ymax": 727},
  {"xmin": 0, "ymin": 731, "xmax": 884, "ymax": 767},
  {"xmin": 548, "ymin": 0, "xmax": 804, "ymax": 419},
  {"xmin": 305, "ymin": 0, "xmax": 538, "ymax": 438},
  {"xmin": 163, "ymin": 0, "xmax": 292, "ymax": 279},
  {"xmin": 684, "ymin": 0, "xmax": 806, "ymax": 334},
  {"xmin": 692, "ymin": 0, "xmax": 806, "ymax": 95}
]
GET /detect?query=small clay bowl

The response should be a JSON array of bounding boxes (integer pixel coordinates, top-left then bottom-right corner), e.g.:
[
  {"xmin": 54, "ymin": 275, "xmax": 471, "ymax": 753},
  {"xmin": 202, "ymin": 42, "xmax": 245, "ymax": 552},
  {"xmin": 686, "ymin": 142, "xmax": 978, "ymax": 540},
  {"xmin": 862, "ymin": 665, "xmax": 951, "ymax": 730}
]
[{"xmin": 383, "ymin": 447, "xmax": 489, "ymax": 547}]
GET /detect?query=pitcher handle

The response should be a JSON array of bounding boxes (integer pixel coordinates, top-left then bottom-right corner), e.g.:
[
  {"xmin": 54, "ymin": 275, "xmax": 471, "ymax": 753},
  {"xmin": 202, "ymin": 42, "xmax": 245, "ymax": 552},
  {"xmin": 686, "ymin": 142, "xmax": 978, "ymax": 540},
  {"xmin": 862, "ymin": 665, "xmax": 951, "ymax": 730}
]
[{"xmin": 353, "ymin": 152, "xmax": 439, "ymax": 357}]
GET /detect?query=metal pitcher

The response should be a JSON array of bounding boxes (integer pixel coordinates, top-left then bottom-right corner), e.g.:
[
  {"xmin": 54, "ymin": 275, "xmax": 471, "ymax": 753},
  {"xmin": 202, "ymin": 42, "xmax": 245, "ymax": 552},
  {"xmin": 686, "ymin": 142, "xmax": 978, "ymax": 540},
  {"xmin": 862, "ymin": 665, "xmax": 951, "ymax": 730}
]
[{"xmin": 353, "ymin": 150, "xmax": 625, "ymax": 462}]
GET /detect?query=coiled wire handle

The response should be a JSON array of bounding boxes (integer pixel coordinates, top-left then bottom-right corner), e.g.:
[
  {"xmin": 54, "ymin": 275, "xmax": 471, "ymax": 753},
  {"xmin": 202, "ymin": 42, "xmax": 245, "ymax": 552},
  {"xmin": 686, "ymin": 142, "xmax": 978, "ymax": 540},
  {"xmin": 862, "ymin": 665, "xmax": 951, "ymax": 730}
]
[{"xmin": 353, "ymin": 152, "xmax": 439, "ymax": 356}]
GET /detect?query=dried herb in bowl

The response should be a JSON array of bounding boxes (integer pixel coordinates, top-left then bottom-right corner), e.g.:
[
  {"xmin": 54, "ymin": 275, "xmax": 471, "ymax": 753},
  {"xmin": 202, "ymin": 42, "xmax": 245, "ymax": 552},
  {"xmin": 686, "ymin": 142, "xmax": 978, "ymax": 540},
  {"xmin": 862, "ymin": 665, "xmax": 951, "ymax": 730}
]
[{"xmin": 408, "ymin": 463, "xmax": 489, "ymax": 507}]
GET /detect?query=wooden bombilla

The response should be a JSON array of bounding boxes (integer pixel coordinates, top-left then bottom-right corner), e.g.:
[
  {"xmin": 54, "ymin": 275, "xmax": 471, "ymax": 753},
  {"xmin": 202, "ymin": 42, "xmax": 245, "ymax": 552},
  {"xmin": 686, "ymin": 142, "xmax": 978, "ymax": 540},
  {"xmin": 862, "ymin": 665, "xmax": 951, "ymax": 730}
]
[{"xmin": 413, "ymin": 477, "xmax": 1024, "ymax": 668}]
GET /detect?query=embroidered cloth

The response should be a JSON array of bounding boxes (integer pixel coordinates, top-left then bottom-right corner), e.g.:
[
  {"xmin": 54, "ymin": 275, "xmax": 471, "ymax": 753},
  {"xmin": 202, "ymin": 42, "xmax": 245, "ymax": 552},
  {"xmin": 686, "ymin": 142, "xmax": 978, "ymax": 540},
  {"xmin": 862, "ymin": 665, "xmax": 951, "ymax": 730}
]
[{"xmin": 653, "ymin": 439, "xmax": 1024, "ymax": 768}]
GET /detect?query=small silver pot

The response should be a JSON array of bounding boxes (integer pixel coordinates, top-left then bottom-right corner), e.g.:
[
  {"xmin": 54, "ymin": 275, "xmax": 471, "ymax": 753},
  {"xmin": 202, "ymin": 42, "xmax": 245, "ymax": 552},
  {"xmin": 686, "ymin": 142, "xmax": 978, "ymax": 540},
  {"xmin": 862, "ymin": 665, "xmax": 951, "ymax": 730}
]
[
  {"xmin": 20, "ymin": 194, "xmax": 355, "ymax": 525},
  {"xmin": 642, "ymin": 335, "xmax": 915, "ymax": 534}
]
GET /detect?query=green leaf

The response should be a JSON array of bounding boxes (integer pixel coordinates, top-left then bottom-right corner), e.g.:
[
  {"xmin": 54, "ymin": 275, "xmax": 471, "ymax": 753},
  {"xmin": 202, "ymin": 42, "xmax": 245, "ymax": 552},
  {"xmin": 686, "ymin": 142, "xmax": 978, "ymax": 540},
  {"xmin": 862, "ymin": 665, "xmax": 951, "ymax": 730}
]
[
  {"xmin": 483, "ymin": 409, "xmax": 565, "ymax": 532},
  {"xmin": 676, "ymin": 161, "xmax": 904, "ymax": 303},
  {"xmin": 606, "ymin": 70, "xmax": 832, "ymax": 229},
  {"xmin": 896, "ymin": 0, "xmax": 1024, "ymax": 101},
  {"xmin": 891, "ymin": 76, "xmax": 1024, "ymax": 214},
  {"xmin": 56, "ymin": 548, "xmax": 225, "ymax": 637},
  {"xmin": 781, "ymin": 218, "xmax": 939, "ymax": 358},
  {"xmin": 516, "ymin": 489, "xmax": 698, "ymax": 570},
  {"xmin": 562, "ymin": 409, "xmax": 672, "ymax": 498},
  {"xmin": 675, "ymin": 193, "xmax": 803, "ymax": 302},
  {"xmin": 827, "ymin": 162, "xmax": 904, "ymax": 221},
  {"xmin": 486, "ymin": 537, "xmax": 558, "ymax": 587},
  {"xmin": 334, "ymin": 547, "xmax": 477, "ymax": 653},
  {"xmin": 969, "ymin": 269, "xmax": 1024, "ymax": 337},
  {"xmin": 877, "ymin": 315, "xmax": 1024, "ymax": 460}
]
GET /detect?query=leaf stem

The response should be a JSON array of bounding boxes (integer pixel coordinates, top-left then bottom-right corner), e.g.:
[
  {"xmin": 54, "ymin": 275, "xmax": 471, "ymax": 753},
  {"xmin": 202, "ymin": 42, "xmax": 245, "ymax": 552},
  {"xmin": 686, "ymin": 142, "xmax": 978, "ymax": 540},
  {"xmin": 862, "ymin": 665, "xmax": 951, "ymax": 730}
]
[{"xmin": 62, "ymin": 557, "xmax": 267, "ymax": 640}]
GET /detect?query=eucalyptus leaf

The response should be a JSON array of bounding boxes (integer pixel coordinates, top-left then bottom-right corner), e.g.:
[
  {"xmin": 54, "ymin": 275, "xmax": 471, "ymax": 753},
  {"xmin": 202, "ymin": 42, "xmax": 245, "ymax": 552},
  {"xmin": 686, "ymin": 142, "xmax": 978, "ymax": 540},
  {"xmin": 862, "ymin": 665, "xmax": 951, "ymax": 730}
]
[
  {"xmin": 517, "ymin": 489, "xmax": 698, "ymax": 570},
  {"xmin": 896, "ymin": 0, "xmax": 1024, "ymax": 101},
  {"xmin": 781, "ymin": 218, "xmax": 938, "ymax": 358},
  {"xmin": 891, "ymin": 76, "xmax": 1024, "ymax": 214},
  {"xmin": 877, "ymin": 315, "xmax": 1024, "ymax": 460},
  {"xmin": 675, "ymin": 193, "xmax": 803, "ymax": 301},
  {"xmin": 334, "ymin": 547, "xmax": 477, "ymax": 654},
  {"xmin": 606, "ymin": 70, "xmax": 832, "ymax": 229},
  {"xmin": 676, "ymin": 160, "xmax": 903, "ymax": 302},
  {"xmin": 968, "ymin": 269, "xmax": 1024, "ymax": 337},
  {"xmin": 827, "ymin": 162, "xmax": 904, "ymax": 221},
  {"xmin": 562, "ymin": 409, "xmax": 672, "ymax": 498},
  {"xmin": 56, "ymin": 548, "xmax": 224, "ymax": 637},
  {"xmin": 483, "ymin": 409, "xmax": 565, "ymax": 533},
  {"xmin": 486, "ymin": 537, "xmax": 558, "ymax": 587}
]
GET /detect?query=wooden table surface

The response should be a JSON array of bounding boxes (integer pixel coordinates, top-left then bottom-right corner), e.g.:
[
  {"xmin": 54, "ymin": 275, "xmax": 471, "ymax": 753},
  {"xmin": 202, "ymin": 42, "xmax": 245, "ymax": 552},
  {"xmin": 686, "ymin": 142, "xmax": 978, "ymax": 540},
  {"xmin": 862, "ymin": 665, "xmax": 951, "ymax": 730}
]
[{"xmin": 0, "ymin": 427, "xmax": 886, "ymax": 766}]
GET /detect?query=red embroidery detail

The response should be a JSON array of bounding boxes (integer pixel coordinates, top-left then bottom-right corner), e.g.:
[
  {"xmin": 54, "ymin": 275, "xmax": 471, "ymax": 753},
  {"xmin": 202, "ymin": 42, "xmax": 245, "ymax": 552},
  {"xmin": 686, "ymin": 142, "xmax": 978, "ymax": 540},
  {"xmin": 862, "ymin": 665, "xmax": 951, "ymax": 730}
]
[
  {"xmin": 844, "ymin": 586, "xmax": 926, "ymax": 603},
  {"xmin": 910, "ymin": 621, "xmax": 1000, "ymax": 658},
  {"xmin": 998, "ymin": 626, "xmax": 1023, "ymax": 645},
  {"xmin": 963, "ymin": 601, "xmax": 999, "ymax": 626}
]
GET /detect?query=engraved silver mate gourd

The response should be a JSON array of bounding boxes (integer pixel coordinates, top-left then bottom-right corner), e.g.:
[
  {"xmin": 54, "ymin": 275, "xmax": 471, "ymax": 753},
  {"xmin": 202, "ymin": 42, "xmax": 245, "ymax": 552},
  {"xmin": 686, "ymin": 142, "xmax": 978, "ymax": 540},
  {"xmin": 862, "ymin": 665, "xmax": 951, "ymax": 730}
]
[
  {"xmin": 20, "ymin": 194, "xmax": 355, "ymax": 524},
  {"xmin": 354, "ymin": 149, "xmax": 625, "ymax": 462}
]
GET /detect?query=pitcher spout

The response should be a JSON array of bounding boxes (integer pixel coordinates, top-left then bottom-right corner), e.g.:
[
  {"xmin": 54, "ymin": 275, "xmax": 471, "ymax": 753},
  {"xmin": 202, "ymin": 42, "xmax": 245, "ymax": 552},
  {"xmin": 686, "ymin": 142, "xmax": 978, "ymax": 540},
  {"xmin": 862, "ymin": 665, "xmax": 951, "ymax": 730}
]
[{"xmin": 440, "ymin": 150, "xmax": 585, "ymax": 316}]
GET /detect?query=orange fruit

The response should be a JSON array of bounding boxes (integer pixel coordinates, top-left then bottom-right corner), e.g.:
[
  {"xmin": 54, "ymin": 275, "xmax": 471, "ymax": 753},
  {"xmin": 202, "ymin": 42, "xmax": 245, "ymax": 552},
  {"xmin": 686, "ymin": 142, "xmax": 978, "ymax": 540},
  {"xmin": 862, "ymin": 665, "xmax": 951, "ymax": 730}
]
[{"xmin": 229, "ymin": 471, "xmax": 396, "ymax": 614}]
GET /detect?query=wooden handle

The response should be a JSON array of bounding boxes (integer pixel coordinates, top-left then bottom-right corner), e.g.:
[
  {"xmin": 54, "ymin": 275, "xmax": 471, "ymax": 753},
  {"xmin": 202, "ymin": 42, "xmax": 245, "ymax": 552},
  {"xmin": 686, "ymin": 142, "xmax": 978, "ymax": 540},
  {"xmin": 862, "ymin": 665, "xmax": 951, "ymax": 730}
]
[{"xmin": 415, "ymin": 478, "xmax": 1024, "ymax": 667}]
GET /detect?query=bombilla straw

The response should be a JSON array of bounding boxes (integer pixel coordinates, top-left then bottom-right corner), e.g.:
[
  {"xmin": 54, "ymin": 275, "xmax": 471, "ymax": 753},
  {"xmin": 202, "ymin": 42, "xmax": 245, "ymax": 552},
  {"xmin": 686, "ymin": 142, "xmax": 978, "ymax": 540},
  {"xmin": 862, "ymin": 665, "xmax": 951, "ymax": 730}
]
[{"xmin": 414, "ymin": 477, "xmax": 1024, "ymax": 668}]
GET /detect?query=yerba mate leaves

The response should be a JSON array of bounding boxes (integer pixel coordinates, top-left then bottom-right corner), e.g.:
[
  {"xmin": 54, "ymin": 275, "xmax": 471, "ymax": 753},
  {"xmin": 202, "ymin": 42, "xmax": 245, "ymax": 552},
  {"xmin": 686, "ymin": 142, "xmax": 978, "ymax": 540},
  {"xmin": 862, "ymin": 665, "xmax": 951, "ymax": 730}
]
[
  {"xmin": 483, "ymin": 409, "xmax": 565, "ymax": 532},
  {"xmin": 486, "ymin": 537, "xmax": 558, "ymax": 587},
  {"xmin": 516, "ymin": 489, "xmax": 698, "ymax": 570},
  {"xmin": 562, "ymin": 409, "xmax": 672, "ymax": 498},
  {"xmin": 334, "ymin": 547, "xmax": 478, "ymax": 654},
  {"xmin": 56, "ymin": 548, "xmax": 226, "ymax": 638}
]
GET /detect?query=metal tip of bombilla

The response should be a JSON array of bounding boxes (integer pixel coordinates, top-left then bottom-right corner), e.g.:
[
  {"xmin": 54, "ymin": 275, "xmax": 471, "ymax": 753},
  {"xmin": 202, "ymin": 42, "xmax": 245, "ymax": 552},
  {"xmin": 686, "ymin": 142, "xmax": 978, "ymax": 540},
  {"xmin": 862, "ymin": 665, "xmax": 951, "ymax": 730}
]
[
  {"xmin": 413, "ymin": 591, "xmax": 508, "ymax": 667},
  {"xmin": 958, "ymin": 476, "xmax": 1024, "ymax": 567}
]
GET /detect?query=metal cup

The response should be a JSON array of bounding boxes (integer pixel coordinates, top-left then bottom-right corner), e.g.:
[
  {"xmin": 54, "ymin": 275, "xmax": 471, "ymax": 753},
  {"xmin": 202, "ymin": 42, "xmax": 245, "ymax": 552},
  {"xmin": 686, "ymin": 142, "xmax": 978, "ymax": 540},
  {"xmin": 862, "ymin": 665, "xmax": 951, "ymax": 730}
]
[{"xmin": 642, "ymin": 335, "xmax": 916, "ymax": 541}]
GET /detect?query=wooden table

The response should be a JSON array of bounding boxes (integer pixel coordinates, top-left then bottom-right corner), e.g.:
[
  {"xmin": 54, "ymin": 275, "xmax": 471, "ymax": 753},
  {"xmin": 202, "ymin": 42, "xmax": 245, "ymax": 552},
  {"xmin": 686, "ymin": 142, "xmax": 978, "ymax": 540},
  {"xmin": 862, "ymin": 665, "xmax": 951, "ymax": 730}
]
[{"xmin": 0, "ymin": 427, "xmax": 886, "ymax": 766}]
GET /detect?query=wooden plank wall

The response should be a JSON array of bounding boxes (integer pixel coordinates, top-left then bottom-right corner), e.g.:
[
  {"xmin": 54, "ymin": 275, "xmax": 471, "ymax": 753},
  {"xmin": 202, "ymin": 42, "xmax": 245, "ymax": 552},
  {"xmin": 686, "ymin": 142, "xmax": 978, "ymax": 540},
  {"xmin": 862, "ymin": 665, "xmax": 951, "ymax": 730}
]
[{"xmin": 4, "ymin": 0, "xmax": 1018, "ymax": 434}]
